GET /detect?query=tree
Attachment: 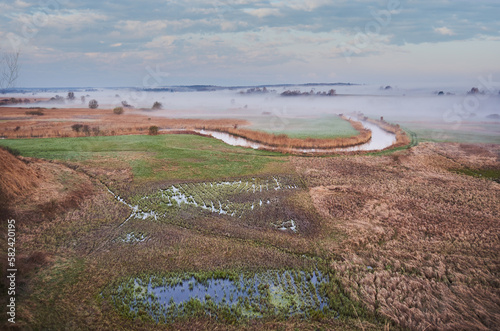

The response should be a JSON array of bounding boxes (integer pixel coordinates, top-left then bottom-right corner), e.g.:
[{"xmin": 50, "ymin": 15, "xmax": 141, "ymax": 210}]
[
  {"xmin": 152, "ymin": 101, "xmax": 162, "ymax": 110},
  {"xmin": 88, "ymin": 99, "xmax": 98, "ymax": 109},
  {"xmin": 113, "ymin": 107, "xmax": 124, "ymax": 115},
  {"xmin": 0, "ymin": 50, "xmax": 20, "ymax": 89},
  {"xmin": 67, "ymin": 92, "xmax": 75, "ymax": 100}
]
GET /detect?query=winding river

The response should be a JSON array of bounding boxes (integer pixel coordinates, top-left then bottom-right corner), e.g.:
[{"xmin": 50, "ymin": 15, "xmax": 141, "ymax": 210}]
[{"xmin": 197, "ymin": 120, "xmax": 397, "ymax": 153}]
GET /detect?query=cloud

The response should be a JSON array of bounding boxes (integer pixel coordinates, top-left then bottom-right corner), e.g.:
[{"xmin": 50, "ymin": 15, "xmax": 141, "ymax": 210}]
[
  {"xmin": 9, "ymin": 9, "xmax": 108, "ymax": 31},
  {"xmin": 243, "ymin": 8, "xmax": 281, "ymax": 18},
  {"xmin": 14, "ymin": 0, "xmax": 31, "ymax": 9},
  {"xmin": 144, "ymin": 35, "xmax": 177, "ymax": 49},
  {"xmin": 273, "ymin": 0, "xmax": 331, "ymax": 11},
  {"xmin": 115, "ymin": 20, "xmax": 168, "ymax": 38},
  {"xmin": 434, "ymin": 26, "xmax": 455, "ymax": 36}
]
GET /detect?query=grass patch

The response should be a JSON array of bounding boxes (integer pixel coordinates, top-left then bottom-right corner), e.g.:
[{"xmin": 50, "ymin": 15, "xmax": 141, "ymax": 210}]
[
  {"xmin": 248, "ymin": 115, "xmax": 359, "ymax": 139},
  {"xmin": 0, "ymin": 134, "xmax": 287, "ymax": 183},
  {"xmin": 452, "ymin": 167, "xmax": 500, "ymax": 183}
]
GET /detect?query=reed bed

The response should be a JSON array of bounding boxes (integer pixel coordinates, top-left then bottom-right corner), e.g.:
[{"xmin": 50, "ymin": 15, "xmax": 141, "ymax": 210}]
[
  {"xmin": 0, "ymin": 106, "xmax": 247, "ymax": 139},
  {"xmin": 293, "ymin": 142, "xmax": 500, "ymax": 330}
]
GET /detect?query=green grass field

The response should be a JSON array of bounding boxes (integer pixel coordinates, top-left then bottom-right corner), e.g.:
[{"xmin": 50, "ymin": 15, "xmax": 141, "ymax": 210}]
[
  {"xmin": 0, "ymin": 134, "xmax": 288, "ymax": 184},
  {"xmin": 248, "ymin": 115, "xmax": 359, "ymax": 139}
]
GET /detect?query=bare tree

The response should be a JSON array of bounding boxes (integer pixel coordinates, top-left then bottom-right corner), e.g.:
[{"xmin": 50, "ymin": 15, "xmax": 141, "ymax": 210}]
[{"xmin": 0, "ymin": 50, "xmax": 21, "ymax": 89}]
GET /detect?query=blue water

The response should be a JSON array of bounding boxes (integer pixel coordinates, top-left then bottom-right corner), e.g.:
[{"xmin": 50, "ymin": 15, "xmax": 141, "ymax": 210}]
[{"xmin": 112, "ymin": 270, "xmax": 332, "ymax": 322}]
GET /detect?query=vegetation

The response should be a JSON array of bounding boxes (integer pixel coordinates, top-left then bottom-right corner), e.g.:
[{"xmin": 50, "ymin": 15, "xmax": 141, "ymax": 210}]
[
  {"xmin": 113, "ymin": 107, "xmax": 124, "ymax": 115},
  {"xmin": 202, "ymin": 116, "xmax": 372, "ymax": 150},
  {"xmin": 281, "ymin": 89, "xmax": 336, "ymax": 96},
  {"xmin": 152, "ymin": 101, "xmax": 163, "ymax": 110},
  {"xmin": 104, "ymin": 269, "xmax": 335, "ymax": 323},
  {"xmin": 89, "ymin": 99, "xmax": 99, "ymax": 109},
  {"xmin": 0, "ymin": 134, "xmax": 285, "ymax": 188},
  {"xmin": 25, "ymin": 110, "xmax": 44, "ymax": 116},
  {"xmin": 249, "ymin": 115, "xmax": 359, "ymax": 139},
  {"xmin": 148, "ymin": 125, "xmax": 159, "ymax": 135},
  {"xmin": 293, "ymin": 142, "xmax": 500, "ymax": 330},
  {"xmin": 0, "ymin": 103, "xmax": 497, "ymax": 329}
]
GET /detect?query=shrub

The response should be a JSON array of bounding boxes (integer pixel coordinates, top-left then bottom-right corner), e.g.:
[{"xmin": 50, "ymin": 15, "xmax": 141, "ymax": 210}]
[
  {"xmin": 148, "ymin": 126, "xmax": 159, "ymax": 135},
  {"xmin": 121, "ymin": 100, "xmax": 133, "ymax": 108},
  {"xmin": 71, "ymin": 124, "xmax": 84, "ymax": 132},
  {"xmin": 113, "ymin": 107, "xmax": 124, "ymax": 115},
  {"xmin": 82, "ymin": 125, "xmax": 90, "ymax": 135},
  {"xmin": 88, "ymin": 99, "xmax": 98, "ymax": 109},
  {"xmin": 152, "ymin": 101, "xmax": 162, "ymax": 110},
  {"xmin": 25, "ymin": 110, "xmax": 44, "ymax": 116}
]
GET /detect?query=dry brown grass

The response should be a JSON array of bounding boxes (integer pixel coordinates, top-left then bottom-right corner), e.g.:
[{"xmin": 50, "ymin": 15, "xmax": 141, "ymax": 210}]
[
  {"xmin": 0, "ymin": 106, "xmax": 248, "ymax": 139},
  {"xmin": 0, "ymin": 107, "xmax": 381, "ymax": 152},
  {"xmin": 292, "ymin": 142, "xmax": 500, "ymax": 330},
  {"xmin": 0, "ymin": 148, "xmax": 40, "ymax": 201}
]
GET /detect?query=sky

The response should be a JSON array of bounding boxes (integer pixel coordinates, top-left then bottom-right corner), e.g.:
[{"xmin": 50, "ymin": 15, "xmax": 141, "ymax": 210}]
[{"xmin": 1, "ymin": 0, "xmax": 499, "ymax": 87}]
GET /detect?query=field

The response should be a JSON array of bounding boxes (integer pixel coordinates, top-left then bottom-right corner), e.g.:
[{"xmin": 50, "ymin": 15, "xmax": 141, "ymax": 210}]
[
  {"xmin": 247, "ymin": 116, "xmax": 359, "ymax": 139},
  {"xmin": 0, "ymin": 111, "xmax": 499, "ymax": 329}
]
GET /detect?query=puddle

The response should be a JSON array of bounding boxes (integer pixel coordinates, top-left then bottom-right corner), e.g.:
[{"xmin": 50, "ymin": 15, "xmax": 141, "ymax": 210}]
[
  {"xmin": 136, "ymin": 177, "xmax": 299, "ymax": 222},
  {"xmin": 108, "ymin": 270, "xmax": 332, "ymax": 323},
  {"xmin": 105, "ymin": 177, "xmax": 301, "ymax": 234},
  {"xmin": 273, "ymin": 220, "xmax": 297, "ymax": 232},
  {"xmin": 197, "ymin": 120, "xmax": 396, "ymax": 153},
  {"xmin": 117, "ymin": 232, "xmax": 148, "ymax": 243}
]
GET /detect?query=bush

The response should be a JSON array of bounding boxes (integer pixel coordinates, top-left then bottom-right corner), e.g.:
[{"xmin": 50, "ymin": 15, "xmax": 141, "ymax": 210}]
[
  {"xmin": 148, "ymin": 126, "xmax": 159, "ymax": 135},
  {"xmin": 71, "ymin": 124, "xmax": 84, "ymax": 132},
  {"xmin": 113, "ymin": 107, "xmax": 124, "ymax": 115},
  {"xmin": 152, "ymin": 101, "xmax": 162, "ymax": 110},
  {"xmin": 121, "ymin": 100, "xmax": 133, "ymax": 108},
  {"xmin": 25, "ymin": 110, "xmax": 44, "ymax": 116},
  {"xmin": 88, "ymin": 99, "xmax": 98, "ymax": 109}
]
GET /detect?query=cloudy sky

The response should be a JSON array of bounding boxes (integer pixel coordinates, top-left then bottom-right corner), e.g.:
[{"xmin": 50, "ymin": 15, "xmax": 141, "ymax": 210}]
[{"xmin": 1, "ymin": 0, "xmax": 499, "ymax": 87}]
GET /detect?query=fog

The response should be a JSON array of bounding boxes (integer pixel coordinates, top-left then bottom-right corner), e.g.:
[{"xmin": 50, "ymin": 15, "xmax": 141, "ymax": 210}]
[{"xmin": 4, "ymin": 84, "xmax": 499, "ymax": 140}]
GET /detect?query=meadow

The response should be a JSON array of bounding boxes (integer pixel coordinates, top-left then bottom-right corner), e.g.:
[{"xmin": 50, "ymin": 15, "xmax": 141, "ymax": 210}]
[{"xmin": 0, "ymin": 109, "xmax": 498, "ymax": 330}]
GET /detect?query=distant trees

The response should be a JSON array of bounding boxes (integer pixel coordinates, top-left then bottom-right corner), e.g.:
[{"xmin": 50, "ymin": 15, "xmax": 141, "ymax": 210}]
[
  {"xmin": 152, "ymin": 101, "xmax": 162, "ymax": 110},
  {"xmin": 281, "ymin": 89, "xmax": 336, "ymax": 97},
  {"xmin": 121, "ymin": 100, "xmax": 133, "ymax": 108},
  {"xmin": 113, "ymin": 107, "xmax": 124, "ymax": 115},
  {"xmin": 88, "ymin": 99, "xmax": 98, "ymax": 109},
  {"xmin": 49, "ymin": 95, "xmax": 65, "ymax": 103},
  {"xmin": 240, "ymin": 87, "xmax": 275, "ymax": 94},
  {"xmin": 67, "ymin": 92, "xmax": 75, "ymax": 100}
]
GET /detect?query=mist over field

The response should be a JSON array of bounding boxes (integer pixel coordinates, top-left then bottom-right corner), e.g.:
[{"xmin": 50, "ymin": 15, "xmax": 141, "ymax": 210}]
[
  {"xmin": 5, "ymin": 83, "xmax": 499, "ymax": 142},
  {"xmin": 1, "ymin": 0, "xmax": 499, "ymax": 329}
]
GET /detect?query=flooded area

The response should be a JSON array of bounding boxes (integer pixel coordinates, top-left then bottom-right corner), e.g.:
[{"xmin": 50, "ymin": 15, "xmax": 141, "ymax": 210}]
[
  {"xmin": 198, "ymin": 120, "xmax": 397, "ymax": 153},
  {"xmin": 105, "ymin": 177, "xmax": 303, "ymax": 237},
  {"xmin": 107, "ymin": 270, "xmax": 333, "ymax": 322}
]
